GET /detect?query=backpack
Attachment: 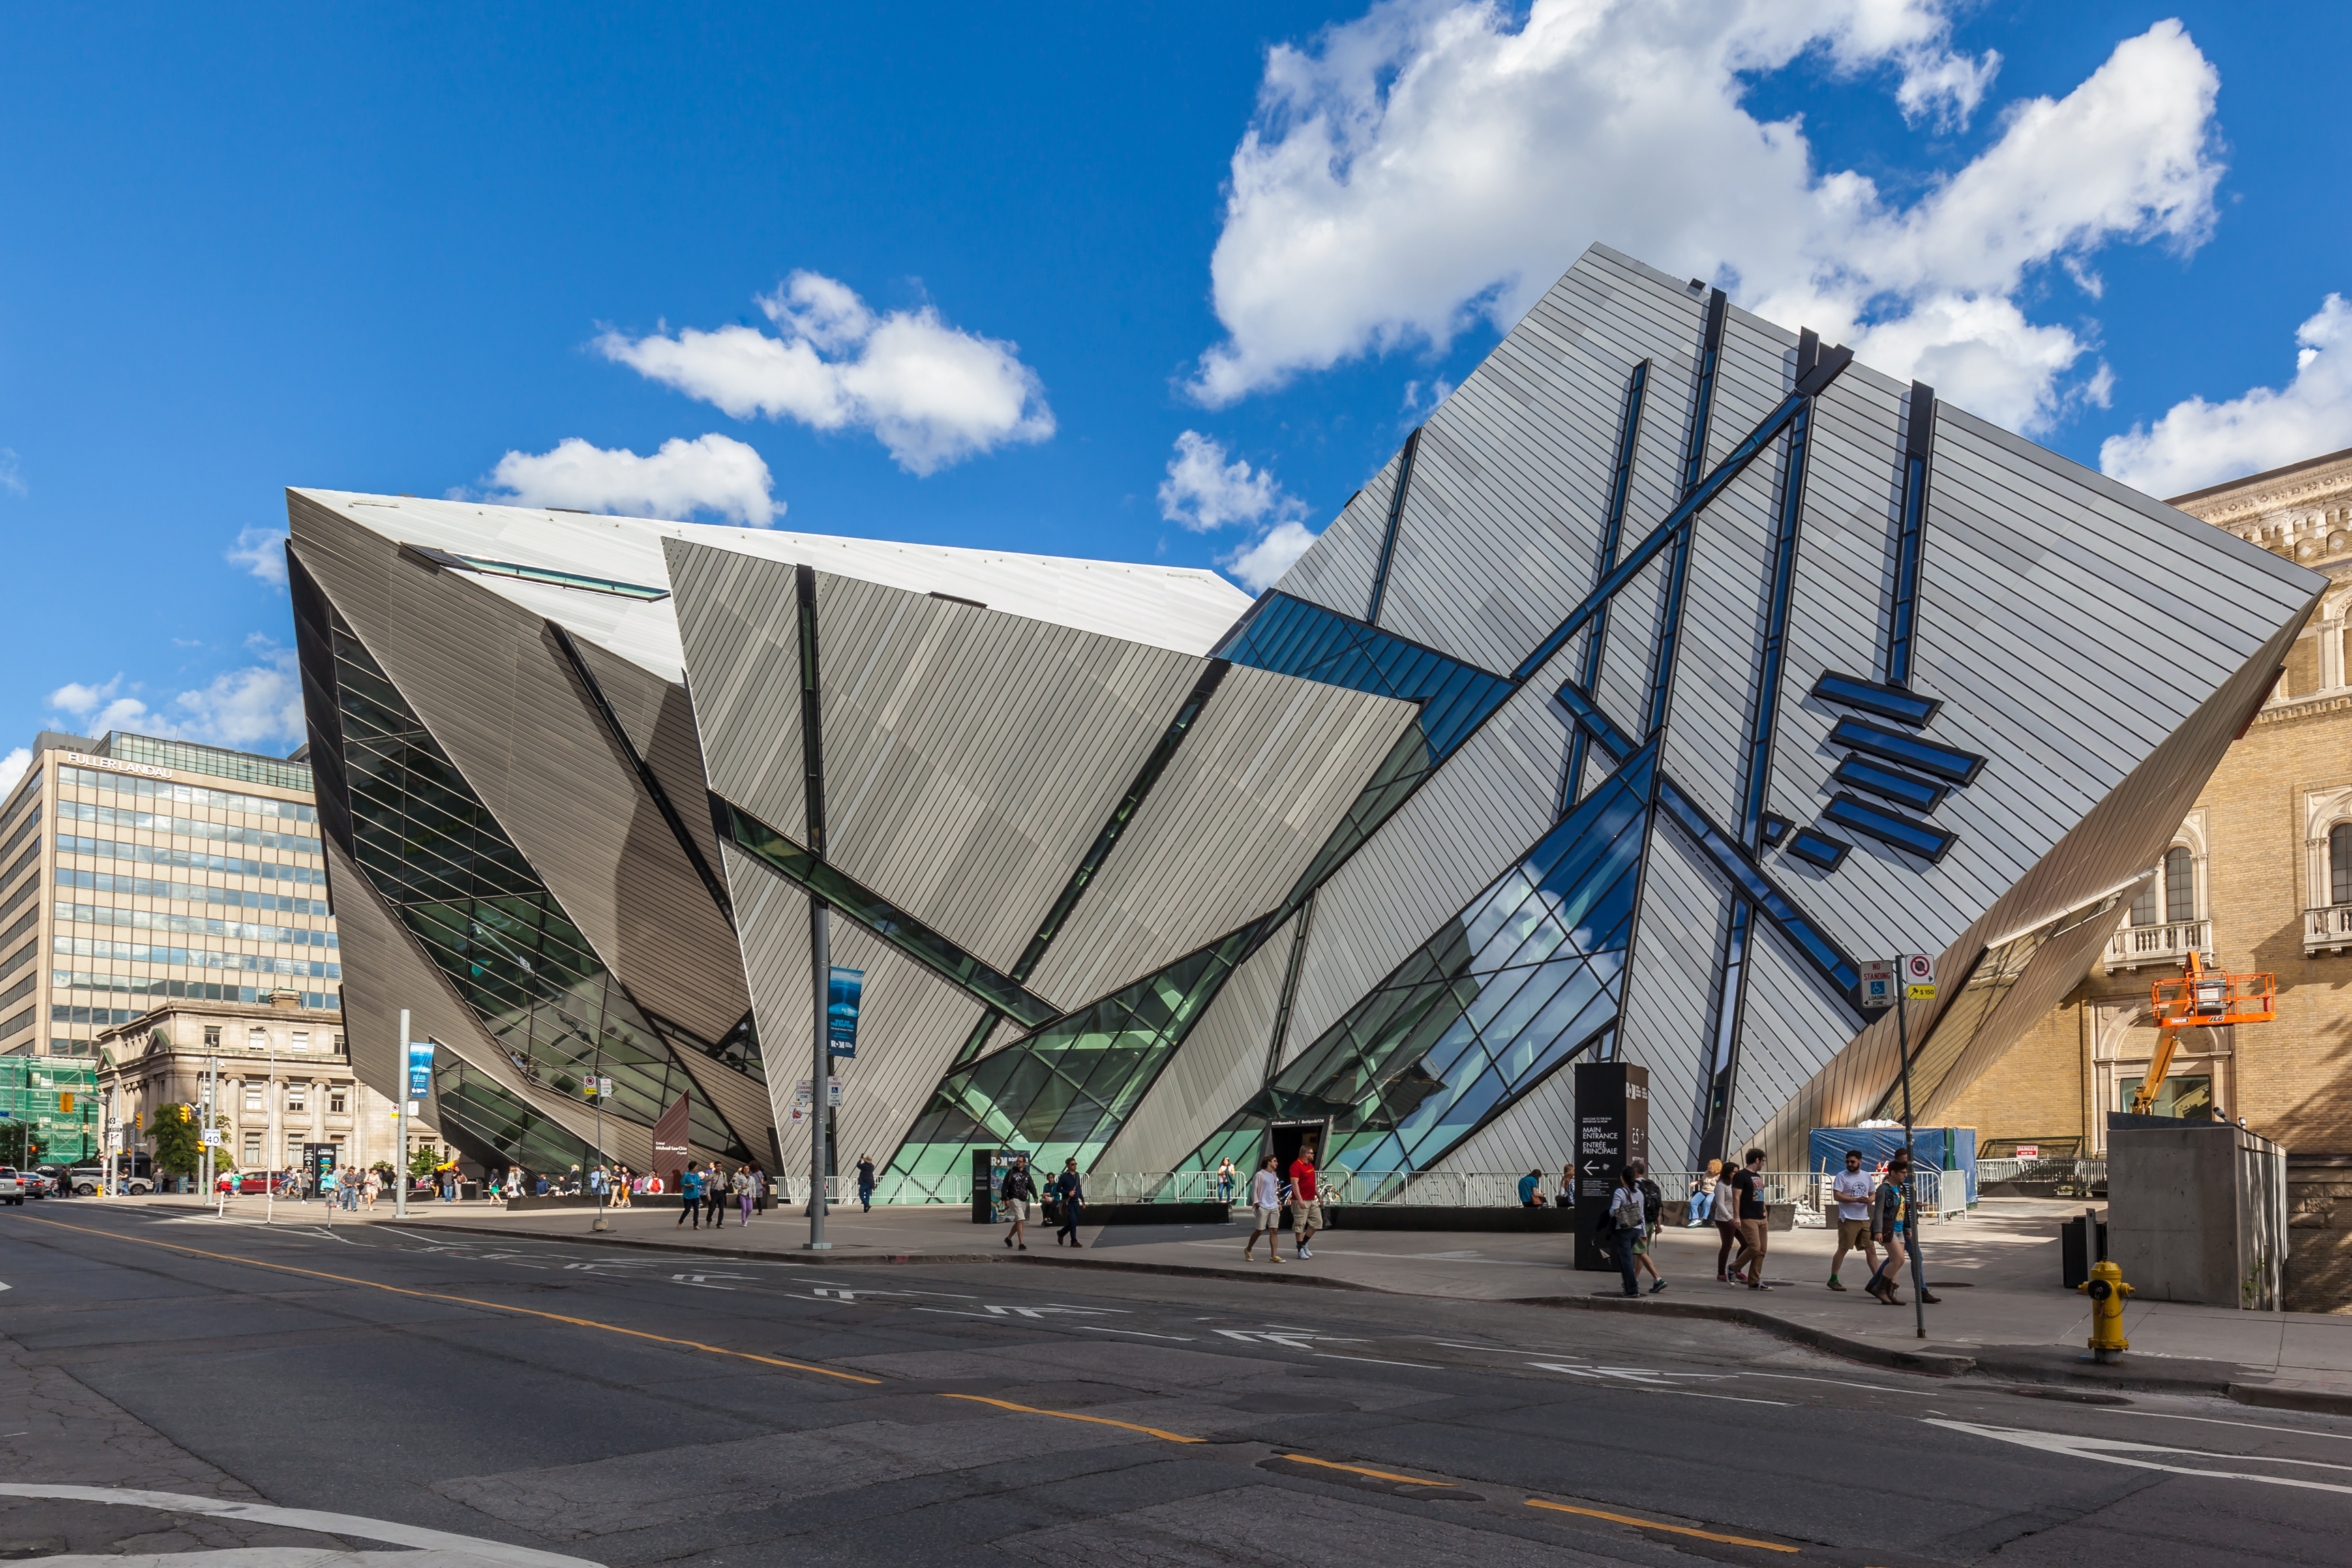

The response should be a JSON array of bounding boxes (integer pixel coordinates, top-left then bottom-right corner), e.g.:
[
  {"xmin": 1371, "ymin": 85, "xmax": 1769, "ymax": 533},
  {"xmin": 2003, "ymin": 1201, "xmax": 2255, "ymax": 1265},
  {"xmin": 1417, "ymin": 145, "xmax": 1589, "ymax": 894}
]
[{"xmin": 1638, "ymin": 1177, "xmax": 1662, "ymax": 1226}]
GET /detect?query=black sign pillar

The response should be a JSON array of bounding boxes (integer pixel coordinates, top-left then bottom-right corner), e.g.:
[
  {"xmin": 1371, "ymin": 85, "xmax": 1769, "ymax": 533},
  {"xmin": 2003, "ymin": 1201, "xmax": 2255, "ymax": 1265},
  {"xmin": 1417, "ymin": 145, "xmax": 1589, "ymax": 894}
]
[{"xmin": 1573, "ymin": 1061, "xmax": 1650, "ymax": 1270}]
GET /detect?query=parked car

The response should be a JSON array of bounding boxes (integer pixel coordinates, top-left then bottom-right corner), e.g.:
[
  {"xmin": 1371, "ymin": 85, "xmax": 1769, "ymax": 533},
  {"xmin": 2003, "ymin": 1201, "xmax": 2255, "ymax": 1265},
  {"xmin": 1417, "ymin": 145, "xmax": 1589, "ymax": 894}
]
[
  {"xmin": 22, "ymin": 1171, "xmax": 52, "ymax": 1198},
  {"xmin": 0, "ymin": 1168, "xmax": 22, "ymax": 1205},
  {"xmin": 69, "ymin": 1166, "xmax": 155, "ymax": 1196},
  {"xmin": 32, "ymin": 1165, "xmax": 70, "ymax": 1196}
]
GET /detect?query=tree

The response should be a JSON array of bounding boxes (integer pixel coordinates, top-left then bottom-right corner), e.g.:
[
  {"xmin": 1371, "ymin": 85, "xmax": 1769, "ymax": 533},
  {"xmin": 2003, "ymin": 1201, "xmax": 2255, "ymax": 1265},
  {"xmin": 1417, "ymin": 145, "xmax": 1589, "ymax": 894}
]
[
  {"xmin": 149, "ymin": 1102, "xmax": 206, "ymax": 1179},
  {"xmin": 408, "ymin": 1145, "xmax": 439, "ymax": 1180}
]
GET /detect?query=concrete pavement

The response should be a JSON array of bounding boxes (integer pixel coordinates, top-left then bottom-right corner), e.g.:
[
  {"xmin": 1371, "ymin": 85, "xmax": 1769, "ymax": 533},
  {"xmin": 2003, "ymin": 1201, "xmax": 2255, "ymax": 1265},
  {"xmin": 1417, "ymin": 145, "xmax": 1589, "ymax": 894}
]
[{"xmin": 144, "ymin": 1190, "xmax": 2352, "ymax": 1408}]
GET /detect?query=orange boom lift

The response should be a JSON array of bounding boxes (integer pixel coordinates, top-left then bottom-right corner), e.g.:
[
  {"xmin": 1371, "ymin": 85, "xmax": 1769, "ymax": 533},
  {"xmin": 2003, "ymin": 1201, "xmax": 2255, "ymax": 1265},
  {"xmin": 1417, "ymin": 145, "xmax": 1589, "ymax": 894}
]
[{"xmin": 2132, "ymin": 950, "xmax": 2274, "ymax": 1116}]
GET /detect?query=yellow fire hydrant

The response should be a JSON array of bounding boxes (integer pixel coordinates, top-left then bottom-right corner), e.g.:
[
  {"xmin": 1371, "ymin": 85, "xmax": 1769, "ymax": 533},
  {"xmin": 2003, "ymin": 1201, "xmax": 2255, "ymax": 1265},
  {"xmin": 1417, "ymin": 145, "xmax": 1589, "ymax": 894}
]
[{"xmin": 2077, "ymin": 1258, "xmax": 2134, "ymax": 1364}]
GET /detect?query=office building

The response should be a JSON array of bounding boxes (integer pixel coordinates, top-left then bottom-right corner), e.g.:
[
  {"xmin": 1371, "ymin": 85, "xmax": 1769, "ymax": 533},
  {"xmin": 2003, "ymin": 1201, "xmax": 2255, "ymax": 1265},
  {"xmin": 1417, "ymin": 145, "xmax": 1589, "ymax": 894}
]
[
  {"xmin": 287, "ymin": 244, "xmax": 2322, "ymax": 1193},
  {"xmin": 0, "ymin": 732, "xmax": 341, "ymax": 1066}
]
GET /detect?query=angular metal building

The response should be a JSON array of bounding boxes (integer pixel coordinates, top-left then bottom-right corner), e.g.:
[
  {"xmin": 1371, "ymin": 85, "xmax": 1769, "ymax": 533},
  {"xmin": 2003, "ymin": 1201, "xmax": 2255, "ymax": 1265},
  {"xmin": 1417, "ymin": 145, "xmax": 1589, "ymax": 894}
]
[{"xmin": 290, "ymin": 245, "xmax": 2325, "ymax": 1190}]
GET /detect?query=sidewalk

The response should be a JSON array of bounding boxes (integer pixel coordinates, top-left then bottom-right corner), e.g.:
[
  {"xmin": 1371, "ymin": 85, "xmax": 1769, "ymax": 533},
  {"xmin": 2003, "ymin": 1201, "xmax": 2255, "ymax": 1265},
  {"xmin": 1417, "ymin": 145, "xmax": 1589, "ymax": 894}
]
[{"xmin": 151, "ymin": 1192, "xmax": 2352, "ymax": 1411}]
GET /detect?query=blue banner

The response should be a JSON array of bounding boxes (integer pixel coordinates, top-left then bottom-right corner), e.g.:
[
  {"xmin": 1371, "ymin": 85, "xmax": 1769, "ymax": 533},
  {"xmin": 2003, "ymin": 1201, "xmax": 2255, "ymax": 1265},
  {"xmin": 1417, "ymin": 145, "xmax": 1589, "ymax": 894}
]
[
  {"xmin": 827, "ymin": 966, "xmax": 864, "ymax": 1057},
  {"xmin": 408, "ymin": 1039, "xmax": 434, "ymax": 1100}
]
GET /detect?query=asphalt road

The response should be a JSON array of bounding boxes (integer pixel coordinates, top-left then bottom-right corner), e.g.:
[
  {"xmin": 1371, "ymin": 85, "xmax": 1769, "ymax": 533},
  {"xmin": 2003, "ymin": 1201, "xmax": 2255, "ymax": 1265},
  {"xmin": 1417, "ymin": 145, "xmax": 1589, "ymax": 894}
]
[{"xmin": 0, "ymin": 1204, "xmax": 2345, "ymax": 1568}]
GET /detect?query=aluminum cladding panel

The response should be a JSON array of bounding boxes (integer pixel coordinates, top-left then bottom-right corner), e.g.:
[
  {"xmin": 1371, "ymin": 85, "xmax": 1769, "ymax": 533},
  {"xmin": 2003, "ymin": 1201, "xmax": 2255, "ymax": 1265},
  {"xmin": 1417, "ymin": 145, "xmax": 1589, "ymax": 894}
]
[
  {"xmin": 1278, "ymin": 452, "xmax": 1399, "ymax": 622},
  {"xmin": 1025, "ymin": 665, "xmax": 1414, "ymax": 1009},
  {"xmin": 809, "ymin": 568, "xmax": 1205, "ymax": 987}
]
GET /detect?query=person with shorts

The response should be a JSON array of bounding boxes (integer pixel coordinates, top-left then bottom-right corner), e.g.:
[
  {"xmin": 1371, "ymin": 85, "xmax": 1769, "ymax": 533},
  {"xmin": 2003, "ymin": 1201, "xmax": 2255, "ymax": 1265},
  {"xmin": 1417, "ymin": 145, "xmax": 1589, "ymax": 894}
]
[
  {"xmin": 1000, "ymin": 1154, "xmax": 1036, "ymax": 1251},
  {"xmin": 1289, "ymin": 1143, "xmax": 1322, "ymax": 1259},
  {"xmin": 1725, "ymin": 1148, "xmax": 1770, "ymax": 1288},
  {"xmin": 1629, "ymin": 1159, "xmax": 1666, "ymax": 1294},
  {"xmin": 1828, "ymin": 1148, "xmax": 1878, "ymax": 1291},
  {"xmin": 1243, "ymin": 1154, "xmax": 1285, "ymax": 1263}
]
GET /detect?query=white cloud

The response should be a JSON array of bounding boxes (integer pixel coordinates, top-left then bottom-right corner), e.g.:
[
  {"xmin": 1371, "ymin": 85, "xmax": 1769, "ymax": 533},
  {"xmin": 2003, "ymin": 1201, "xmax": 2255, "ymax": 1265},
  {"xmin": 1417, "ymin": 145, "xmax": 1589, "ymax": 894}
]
[
  {"xmin": 0, "ymin": 749, "xmax": 28, "ymax": 798},
  {"xmin": 228, "ymin": 526, "xmax": 289, "ymax": 586},
  {"xmin": 1221, "ymin": 519, "xmax": 1321, "ymax": 593},
  {"xmin": 0, "ymin": 448, "xmax": 22, "ymax": 498},
  {"xmin": 2100, "ymin": 295, "xmax": 2352, "ymax": 498},
  {"xmin": 598, "ymin": 272, "xmax": 1055, "ymax": 475},
  {"xmin": 1158, "ymin": 430, "xmax": 1307, "ymax": 532},
  {"xmin": 1156, "ymin": 430, "xmax": 1318, "ymax": 593},
  {"xmin": 47, "ymin": 645, "xmax": 308, "ymax": 753},
  {"xmin": 1189, "ymin": 3, "xmax": 2221, "ymax": 434},
  {"xmin": 479, "ymin": 434, "xmax": 780, "ymax": 526}
]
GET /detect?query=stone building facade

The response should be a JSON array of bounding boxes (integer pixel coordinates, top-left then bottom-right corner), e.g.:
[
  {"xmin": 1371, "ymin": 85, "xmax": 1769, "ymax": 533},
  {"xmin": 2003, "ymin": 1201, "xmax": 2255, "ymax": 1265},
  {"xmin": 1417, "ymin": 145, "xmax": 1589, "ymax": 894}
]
[
  {"xmin": 95, "ymin": 992, "xmax": 446, "ymax": 1177},
  {"xmin": 1944, "ymin": 444, "xmax": 2352, "ymax": 1309}
]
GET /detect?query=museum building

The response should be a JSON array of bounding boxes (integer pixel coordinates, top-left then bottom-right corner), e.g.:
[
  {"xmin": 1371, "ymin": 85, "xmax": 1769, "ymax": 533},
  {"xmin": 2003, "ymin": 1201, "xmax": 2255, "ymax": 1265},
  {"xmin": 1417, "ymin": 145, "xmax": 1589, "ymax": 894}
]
[{"xmin": 284, "ymin": 245, "xmax": 2324, "ymax": 1195}]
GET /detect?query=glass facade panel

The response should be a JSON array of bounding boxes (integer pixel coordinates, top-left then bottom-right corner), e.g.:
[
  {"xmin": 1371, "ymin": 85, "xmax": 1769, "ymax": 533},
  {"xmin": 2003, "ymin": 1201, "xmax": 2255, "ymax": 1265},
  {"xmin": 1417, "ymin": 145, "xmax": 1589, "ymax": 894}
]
[
  {"xmin": 1179, "ymin": 746, "xmax": 1656, "ymax": 1187},
  {"xmin": 884, "ymin": 920, "xmax": 1269, "ymax": 1178},
  {"xmin": 432, "ymin": 1050, "xmax": 599, "ymax": 1176},
  {"xmin": 313, "ymin": 595, "xmax": 751, "ymax": 1168}
]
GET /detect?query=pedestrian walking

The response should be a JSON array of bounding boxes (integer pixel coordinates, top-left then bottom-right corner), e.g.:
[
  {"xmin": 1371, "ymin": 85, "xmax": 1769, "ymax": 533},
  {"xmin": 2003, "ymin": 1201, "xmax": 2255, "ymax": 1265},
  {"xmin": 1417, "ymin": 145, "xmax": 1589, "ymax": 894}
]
[
  {"xmin": 363, "ymin": 1167, "xmax": 381, "ymax": 1211},
  {"xmin": 1826, "ymin": 1149, "xmax": 1878, "ymax": 1292},
  {"xmin": 704, "ymin": 1167, "xmax": 727, "ymax": 1227},
  {"xmin": 677, "ymin": 1162, "xmax": 703, "ymax": 1228},
  {"xmin": 1713, "ymin": 1166, "xmax": 1743, "ymax": 1280},
  {"xmin": 1686, "ymin": 1159, "xmax": 1719, "ymax": 1226},
  {"xmin": 1053, "ymin": 1157, "xmax": 1085, "ymax": 1246},
  {"xmin": 1608, "ymin": 1165, "xmax": 1646, "ymax": 1297},
  {"xmin": 1216, "ymin": 1157, "xmax": 1235, "ymax": 1204},
  {"xmin": 732, "ymin": 1165, "xmax": 753, "ymax": 1224},
  {"xmin": 1289, "ymin": 1142, "xmax": 1322, "ymax": 1258},
  {"xmin": 856, "ymin": 1156, "xmax": 876, "ymax": 1212},
  {"xmin": 1863, "ymin": 1154, "xmax": 1941, "ymax": 1306},
  {"xmin": 1242, "ymin": 1154, "xmax": 1285, "ymax": 1263},
  {"xmin": 1631, "ymin": 1159, "xmax": 1667, "ymax": 1294},
  {"xmin": 1000, "ymin": 1154, "xmax": 1036, "ymax": 1250},
  {"xmin": 1725, "ymin": 1148, "xmax": 1770, "ymax": 1288}
]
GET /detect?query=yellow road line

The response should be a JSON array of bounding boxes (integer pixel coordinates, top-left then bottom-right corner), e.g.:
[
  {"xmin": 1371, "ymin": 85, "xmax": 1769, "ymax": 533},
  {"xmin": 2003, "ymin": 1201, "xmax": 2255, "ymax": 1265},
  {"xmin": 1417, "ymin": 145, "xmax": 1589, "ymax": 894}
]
[
  {"xmin": 939, "ymin": 1393, "xmax": 1200, "ymax": 1443},
  {"xmin": 18, "ymin": 1213, "xmax": 880, "ymax": 1384},
  {"xmin": 1524, "ymin": 1498, "xmax": 1798, "ymax": 1552},
  {"xmin": 1276, "ymin": 1453, "xmax": 1460, "ymax": 1488}
]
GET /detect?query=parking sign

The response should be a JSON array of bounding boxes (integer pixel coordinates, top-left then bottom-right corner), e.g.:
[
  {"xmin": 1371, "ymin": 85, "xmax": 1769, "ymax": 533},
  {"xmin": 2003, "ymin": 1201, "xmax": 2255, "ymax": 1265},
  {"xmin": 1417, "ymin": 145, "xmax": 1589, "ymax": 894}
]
[
  {"xmin": 1903, "ymin": 952, "xmax": 1936, "ymax": 1000},
  {"xmin": 1858, "ymin": 958, "xmax": 1895, "ymax": 1010}
]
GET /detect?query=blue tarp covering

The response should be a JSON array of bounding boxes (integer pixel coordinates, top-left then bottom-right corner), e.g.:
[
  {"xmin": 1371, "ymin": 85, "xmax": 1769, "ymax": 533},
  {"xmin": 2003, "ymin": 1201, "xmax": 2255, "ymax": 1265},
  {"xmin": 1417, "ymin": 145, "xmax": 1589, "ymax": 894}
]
[{"xmin": 1807, "ymin": 1127, "xmax": 1977, "ymax": 1205}]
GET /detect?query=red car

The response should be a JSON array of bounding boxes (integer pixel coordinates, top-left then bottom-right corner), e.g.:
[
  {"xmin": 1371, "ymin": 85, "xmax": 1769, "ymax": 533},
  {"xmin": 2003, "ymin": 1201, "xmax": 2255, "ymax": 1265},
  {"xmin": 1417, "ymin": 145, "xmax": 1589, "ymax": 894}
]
[{"xmin": 220, "ymin": 1172, "xmax": 288, "ymax": 1195}]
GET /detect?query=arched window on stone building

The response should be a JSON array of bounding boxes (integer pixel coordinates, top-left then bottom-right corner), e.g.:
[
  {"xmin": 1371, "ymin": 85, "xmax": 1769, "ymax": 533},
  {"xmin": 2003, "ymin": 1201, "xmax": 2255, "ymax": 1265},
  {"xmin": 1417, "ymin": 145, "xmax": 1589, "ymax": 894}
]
[
  {"xmin": 2130, "ymin": 844, "xmax": 2199, "ymax": 928},
  {"xmin": 2332, "ymin": 822, "xmax": 2352, "ymax": 907}
]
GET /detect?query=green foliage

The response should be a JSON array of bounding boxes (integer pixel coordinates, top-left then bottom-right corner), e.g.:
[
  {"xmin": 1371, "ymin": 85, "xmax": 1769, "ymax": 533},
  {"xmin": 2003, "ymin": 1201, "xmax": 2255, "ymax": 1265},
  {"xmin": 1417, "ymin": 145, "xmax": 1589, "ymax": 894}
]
[
  {"xmin": 149, "ymin": 1102, "xmax": 206, "ymax": 1177},
  {"xmin": 408, "ymin": 1145, "xmax": 440, "ymax": 1180}
]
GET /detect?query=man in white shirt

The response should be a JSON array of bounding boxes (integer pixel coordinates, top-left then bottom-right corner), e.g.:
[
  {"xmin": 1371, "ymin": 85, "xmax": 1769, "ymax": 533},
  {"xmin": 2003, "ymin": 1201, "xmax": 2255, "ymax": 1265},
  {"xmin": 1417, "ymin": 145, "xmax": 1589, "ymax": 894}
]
[
  {"xmin": 1827, "ymin": 1148, "xmax": 1878, "ymax": 1292},
  {"xmin": 1243, "ymin": 1155, "xmax": 1286, "ymax": 1263}
]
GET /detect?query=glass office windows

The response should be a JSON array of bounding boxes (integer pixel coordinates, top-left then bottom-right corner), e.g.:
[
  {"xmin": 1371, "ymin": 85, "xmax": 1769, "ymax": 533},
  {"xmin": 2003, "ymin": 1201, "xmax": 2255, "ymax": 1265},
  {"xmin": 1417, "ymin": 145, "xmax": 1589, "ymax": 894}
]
[{"xmin": 1183, "ymin": 747, "xmax": 1655, "ymax": 1186}]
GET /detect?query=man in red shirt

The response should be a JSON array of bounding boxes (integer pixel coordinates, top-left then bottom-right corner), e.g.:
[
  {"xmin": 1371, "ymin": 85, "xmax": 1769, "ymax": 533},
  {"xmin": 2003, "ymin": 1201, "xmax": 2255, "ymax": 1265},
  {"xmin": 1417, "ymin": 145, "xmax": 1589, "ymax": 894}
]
[{"xmin": 1288, "ymin": 1143, "xmax": 1322, "ymax": 1260}]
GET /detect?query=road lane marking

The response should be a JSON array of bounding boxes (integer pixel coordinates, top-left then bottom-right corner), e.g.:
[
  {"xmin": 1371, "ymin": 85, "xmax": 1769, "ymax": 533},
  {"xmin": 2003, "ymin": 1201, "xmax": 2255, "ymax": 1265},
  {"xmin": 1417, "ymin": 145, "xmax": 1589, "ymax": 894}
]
[
  {"xmin": 0, "ymin": 1483, "xmax": 600, "ymax": 1567},
  {"xmin": 1523, "ymin": 1498, "xmax": 1798, "ymax": 1551},
  {"xmin": 1318, "ymin": 1353, "xmax": 1440, "ymax": 1369},
  {"xmin": 16, "ymin": 1213, "xmax": 879, "ymax": 1385},
  {"xmin": 937, "ymin": 1393, "xmax": 1199, "ymax": 1443},
  {"xmin": 1071, "ymin": 1325, "xmax": 1198, "ymax": 1340},
  {"xmin": 1276, "ymin": 1454, "xmax": 1463, "ymax": 1488},
  {"xmin": 1656, "ymin": 1390, "xmax": 1792, "ymax": 1406},
  {"xmin": 2093, "ymin": 1408, "xmax": 2352, "ymax": 1442},
  {"xmin": 1734, "ymin": 1371, "xmax": 1940, "ymax": 1396},
  {"xmin": 1927, "ymin": 1420, "xmax": 2352, "ymax": 1494}
]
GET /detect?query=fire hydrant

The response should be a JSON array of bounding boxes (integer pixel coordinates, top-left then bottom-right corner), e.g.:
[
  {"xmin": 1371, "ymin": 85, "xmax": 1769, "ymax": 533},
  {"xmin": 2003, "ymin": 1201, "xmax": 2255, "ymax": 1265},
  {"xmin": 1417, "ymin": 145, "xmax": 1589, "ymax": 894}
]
[{"xmin": 2077, "ymin": 1258, "xmax": 2134, "ymax": 1364}]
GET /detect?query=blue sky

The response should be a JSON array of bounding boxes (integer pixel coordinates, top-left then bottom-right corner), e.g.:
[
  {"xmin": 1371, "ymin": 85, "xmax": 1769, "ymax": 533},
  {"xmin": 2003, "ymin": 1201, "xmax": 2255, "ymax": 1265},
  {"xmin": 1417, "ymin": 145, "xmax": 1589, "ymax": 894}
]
[{"xmin": 3, "ymin": 1, "xmax": 2348, "ymax": 782}]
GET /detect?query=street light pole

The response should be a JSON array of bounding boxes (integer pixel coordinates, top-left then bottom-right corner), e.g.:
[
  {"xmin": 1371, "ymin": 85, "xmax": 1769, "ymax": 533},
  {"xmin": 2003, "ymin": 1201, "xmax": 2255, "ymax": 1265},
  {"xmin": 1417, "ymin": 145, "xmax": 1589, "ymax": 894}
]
[
  {"xmin": 395, "ymin": 1008, "xmax": 410, "ymax": 1220},
  {"xmin": 1893, "ymin": 982, "xmax": 1926, "ymax": 1342},
  {"xmin": 806, "ymin": 898, "xmax": 830, "ymax": 1250}
]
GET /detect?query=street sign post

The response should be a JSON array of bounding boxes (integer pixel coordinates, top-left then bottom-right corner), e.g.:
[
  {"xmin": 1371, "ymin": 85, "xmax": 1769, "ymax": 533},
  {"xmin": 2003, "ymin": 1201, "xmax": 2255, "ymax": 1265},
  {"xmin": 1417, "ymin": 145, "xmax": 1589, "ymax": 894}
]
[
  {"xmin": 1573, "ymin": 1061, "xmax": 1648, "ymax": 1271},
  {"xmin": 1886, "ymin": 954, "xmax": 1934, "ymax": 1340},
  {"xmin": 1858, "ymin": 958, "xmax": 1895, "ymax": 1011}
]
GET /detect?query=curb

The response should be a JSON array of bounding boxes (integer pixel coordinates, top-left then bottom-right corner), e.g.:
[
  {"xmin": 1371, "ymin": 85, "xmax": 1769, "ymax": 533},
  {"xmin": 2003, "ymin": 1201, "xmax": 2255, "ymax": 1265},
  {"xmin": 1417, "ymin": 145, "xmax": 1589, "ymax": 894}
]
[
  {"xmin": 2228, "ymin": 1381, "xmax": 2352, "ymax": 1418},
  {"xmin": 1511, "ymin": 1292, "xmax": 1976, "ymax": 1377}
]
